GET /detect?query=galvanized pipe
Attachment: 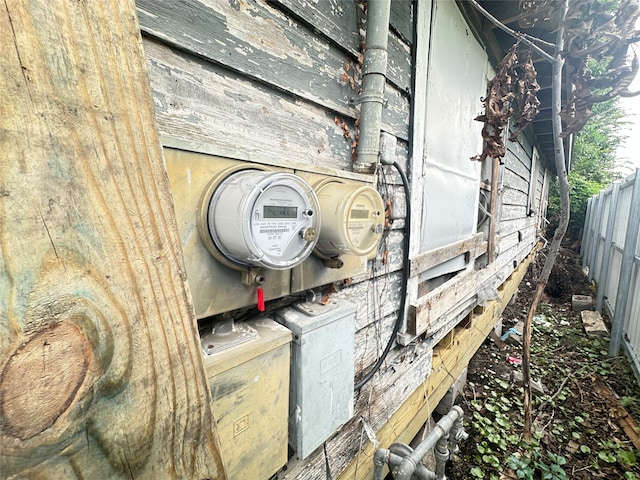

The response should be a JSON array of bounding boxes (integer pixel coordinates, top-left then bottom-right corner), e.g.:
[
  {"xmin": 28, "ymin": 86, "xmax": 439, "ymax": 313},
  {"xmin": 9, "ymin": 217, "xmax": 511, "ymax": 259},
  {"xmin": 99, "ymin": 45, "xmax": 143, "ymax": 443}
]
[
  {"xmin": 434, "ymin": 432, "xmax": 450, "ymax": 479},
  {"xmin": 354, "ymin": 0, "xmax": 391, "ymax": 173},
  {"xmin": 374, "ymin": 446, "xmax": 436, "ymax": 480},
  {"xmin": 395, "ymin": 406, "xmax": 464, "ymax": 479},
  {"xmin": 373, "ymin": 406, "xmax": 467, "ymax": 480}
]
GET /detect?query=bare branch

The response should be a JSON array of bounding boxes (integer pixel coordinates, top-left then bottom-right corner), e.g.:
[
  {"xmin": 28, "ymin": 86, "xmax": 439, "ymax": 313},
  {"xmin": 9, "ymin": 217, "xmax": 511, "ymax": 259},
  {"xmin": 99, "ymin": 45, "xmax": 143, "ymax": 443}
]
[{"xmin": 467, "ymin": 0, "xmax": 555, "ymax": 62}]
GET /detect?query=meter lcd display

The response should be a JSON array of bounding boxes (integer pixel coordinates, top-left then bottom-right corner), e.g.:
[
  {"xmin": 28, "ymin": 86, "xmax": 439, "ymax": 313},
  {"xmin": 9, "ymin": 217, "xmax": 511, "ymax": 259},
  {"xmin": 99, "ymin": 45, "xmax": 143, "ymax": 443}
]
[
  {"xmin": 350, "ymin": 209, "xmax": 370, "ymax": 219},
  {"xmin": 263, "ymin": 205, "xmax": 298, "ymax": 219}
]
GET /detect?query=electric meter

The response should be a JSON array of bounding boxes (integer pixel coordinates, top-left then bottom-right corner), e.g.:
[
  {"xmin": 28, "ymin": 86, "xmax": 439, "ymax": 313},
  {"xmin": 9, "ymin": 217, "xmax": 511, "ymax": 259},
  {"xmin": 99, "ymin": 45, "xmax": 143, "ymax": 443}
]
[
  {"xmin": 201, "ymin": 169, "xmax": 320, "ymax": 270},
  {"xmin": 313, "ymin": 179, "xmax": 384, "ymax": 258}
]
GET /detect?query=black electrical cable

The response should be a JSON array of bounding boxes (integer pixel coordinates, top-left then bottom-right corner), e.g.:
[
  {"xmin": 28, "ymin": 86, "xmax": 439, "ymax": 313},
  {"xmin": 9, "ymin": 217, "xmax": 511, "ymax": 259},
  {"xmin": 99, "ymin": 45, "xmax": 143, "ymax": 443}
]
[
  {"xmin": 354, "ymin": 160, "xmax": 411, "ymax": 391},
  {"xmin": 323, "ymin": 441, "xmax": 333, "ymax": 480}
]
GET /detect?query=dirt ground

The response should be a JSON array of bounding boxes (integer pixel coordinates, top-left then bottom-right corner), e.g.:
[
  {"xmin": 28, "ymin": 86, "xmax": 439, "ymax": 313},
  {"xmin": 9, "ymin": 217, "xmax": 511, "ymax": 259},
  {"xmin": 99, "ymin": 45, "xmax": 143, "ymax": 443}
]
[{"xmin": 447, "ymin": 247, "xmax": 640, "ymax": 479}]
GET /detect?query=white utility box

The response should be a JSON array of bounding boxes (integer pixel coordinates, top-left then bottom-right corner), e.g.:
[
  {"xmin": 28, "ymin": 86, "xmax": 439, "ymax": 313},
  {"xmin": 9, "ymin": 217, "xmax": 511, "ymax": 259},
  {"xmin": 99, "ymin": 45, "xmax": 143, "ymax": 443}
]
[{"xmin": 275, "ymin": 299, "xmax": 356, "ymax": 459}]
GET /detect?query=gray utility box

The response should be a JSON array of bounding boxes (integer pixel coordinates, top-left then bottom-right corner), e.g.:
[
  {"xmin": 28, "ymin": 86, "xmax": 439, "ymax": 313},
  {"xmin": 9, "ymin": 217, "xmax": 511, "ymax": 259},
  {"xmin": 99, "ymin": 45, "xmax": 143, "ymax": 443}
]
[{"xmin": 275, "ymin": 298, "xmax": 356, "ymax": 459}]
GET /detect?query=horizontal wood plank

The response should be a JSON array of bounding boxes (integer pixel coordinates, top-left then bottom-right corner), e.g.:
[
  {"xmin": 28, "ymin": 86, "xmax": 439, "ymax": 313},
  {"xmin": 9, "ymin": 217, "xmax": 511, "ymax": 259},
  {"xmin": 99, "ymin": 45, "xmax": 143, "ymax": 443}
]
[
  {"xmin": 409, "ymin": 233, "xmax": 485, "ymax": 277},
  {"xmin": 408, "ymin": 270, "xmax": 478, "ymax": 336},
  {"xmin": 137, "ymin": 0, "xmax": 410, "ymax": 139},
  {"xmin": 274, "ymin": 0, "xmax": 362, "ymax": 55},
  {"xmin": 273, "ymin": 0, "xmax": 412, "ymax": 92},
  {"xmin": 144, "ymin": 39, "xmax": 357, "ymax": 170},
  {"xmin": 390, "ymin": 0, "xmax": 414, "ymax": 44}
]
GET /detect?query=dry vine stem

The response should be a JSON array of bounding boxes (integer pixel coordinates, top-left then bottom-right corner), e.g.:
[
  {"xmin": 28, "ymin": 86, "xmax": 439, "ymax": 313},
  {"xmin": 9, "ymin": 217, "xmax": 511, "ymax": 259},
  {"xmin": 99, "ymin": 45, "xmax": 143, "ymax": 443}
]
[
  {"xmin": 561, "ymin": 0, "xmax": 640, "ymax": 135},
  {"xmin": 471, "ymin": 0, "xmax": 640, "ymax": 441},
  {"xmin": 471, "ymin": 45, "xmax": 541, "ymax": 163}
]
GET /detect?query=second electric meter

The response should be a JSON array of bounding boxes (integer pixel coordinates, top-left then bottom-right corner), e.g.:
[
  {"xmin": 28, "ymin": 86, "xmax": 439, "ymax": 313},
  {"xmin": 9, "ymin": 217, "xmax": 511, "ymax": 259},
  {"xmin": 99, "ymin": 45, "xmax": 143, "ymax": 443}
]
[
  {"xmin": 314, "ymin": 179, "xmax": 384, "ymax": 258},
  {"xmin": 203, "ymin": 169, "xmax": 320, "ymax": 270}
]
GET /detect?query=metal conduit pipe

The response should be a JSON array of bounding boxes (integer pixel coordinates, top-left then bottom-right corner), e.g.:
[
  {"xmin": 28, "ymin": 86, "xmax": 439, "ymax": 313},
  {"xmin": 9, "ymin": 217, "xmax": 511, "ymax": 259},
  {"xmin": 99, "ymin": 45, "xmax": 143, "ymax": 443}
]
[
  {"xmin": 390, "ymin": 444, "xmax": 436, "ymax": 480},
  {"xmin": 394, "ymin": 406, "xmax": 466, "ymax": 480},
  {"xmin": 434, "ymin": 432, "xmax": 451, "ymax": 479},
  {"xmin": 374, "ymin": 446, "xmax": 436, "ymax": 480},
  {"xmin": 373, "ymin": 406, "xmax": 467, "ymax": 480},
  {"xmin": 354, "ymin": 0, "xmax": 391, "ymax": 173}
]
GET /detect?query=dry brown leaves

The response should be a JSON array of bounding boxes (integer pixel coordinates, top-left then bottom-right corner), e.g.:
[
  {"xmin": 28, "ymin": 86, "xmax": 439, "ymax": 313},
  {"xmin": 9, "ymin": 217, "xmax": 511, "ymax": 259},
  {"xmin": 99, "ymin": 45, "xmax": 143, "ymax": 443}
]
[{"xmin": 472, "ymin": 45, "xmax": 540, "ymax": 163}]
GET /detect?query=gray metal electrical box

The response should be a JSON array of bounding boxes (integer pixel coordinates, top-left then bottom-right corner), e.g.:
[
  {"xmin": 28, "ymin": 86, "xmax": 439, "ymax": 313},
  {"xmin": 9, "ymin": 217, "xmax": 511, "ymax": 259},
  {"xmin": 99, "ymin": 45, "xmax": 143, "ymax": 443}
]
[{"xmin": 275, "ymin": 299, "xmax": 356, "ymax": 459}]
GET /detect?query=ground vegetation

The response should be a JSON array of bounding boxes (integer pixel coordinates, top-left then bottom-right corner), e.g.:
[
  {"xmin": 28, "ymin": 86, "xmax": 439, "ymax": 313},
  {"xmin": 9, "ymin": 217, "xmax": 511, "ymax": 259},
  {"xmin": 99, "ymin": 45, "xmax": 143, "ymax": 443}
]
[{"xmin": 449, "ymin": 249, "xmax": 640, "ymax": 479}]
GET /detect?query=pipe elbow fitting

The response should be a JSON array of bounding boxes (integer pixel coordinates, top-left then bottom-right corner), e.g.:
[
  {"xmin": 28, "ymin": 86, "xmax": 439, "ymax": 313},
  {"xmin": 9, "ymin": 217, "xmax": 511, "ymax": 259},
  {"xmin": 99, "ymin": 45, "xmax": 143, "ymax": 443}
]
[
  {"xmin": 374, "ymin": 448, "xmax": 389, "ymax": 467},
  {"xmin": 373, "ymin": 448, "xmax": 390, "ymax": 480},
  {"xmin": 451, "ymin": 405, "xmax": 464, "ymax": 418},
  {"xmin": 393, "ymin": 457, "xmax": 418, "ymax": 480}
]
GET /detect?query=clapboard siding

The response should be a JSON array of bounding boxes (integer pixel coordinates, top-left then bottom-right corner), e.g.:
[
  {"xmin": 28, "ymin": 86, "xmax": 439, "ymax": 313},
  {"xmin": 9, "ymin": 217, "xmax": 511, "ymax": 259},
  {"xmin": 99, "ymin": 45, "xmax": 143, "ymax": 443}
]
[
  {"xmin": 137, "ymin": 0, "xmax": 410, "ymax": 139},
  {"xmin": 272, "ymin": 0, "xmax": 413, "ymax": 93},
  {"xmin": 144, "ymin": 39, "xmax": 357, "ymax": 169},
  {"xmin": 334, "ymin": 270, "xmax": 403, "ymax": 331},
  {"xmin": 273, "ymin": 0, "xmax": 362, "ymax": 56},
  {"xmin": 499, "ymin": 217, "xmax": 538, "ymax": 238},
  {"xmin": 501, "ymin": 204, "xmax": 529, "ymax": 221},
  {"xmin": 502, "ymin": 167, "xmax": 530, "ymax": 194},
  {"xmin": 505, "ymin": 149, "xmax": 532, "ymax": 185},
  {"xmin": 502, "ymin": 187, "xmax": 529, "ymax": 206},
  {"xmin": 137, "ymin": 0, "xmax": 359, "ymax": 114},
  {"xmin": 390, "ymin": 0, "xmax": 414, "ymax": 44},
  {"xmin": 499, "ymin": 129, "xmax": 539, "ymax": 258},
  {"xmin": 354, "ymin": 311, "xmax": 401, "ymax": 374},
  {"xmin": 386, "ymin": 29, "xmax": 413, "ymax": 92}
]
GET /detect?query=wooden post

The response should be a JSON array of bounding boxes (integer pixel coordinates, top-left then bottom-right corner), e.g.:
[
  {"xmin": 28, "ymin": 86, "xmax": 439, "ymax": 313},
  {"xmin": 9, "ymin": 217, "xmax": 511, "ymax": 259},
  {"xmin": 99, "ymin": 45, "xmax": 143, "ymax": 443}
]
[{"xmin": 0, "ymin": 1, "xmax": 226, "ymax": 479}]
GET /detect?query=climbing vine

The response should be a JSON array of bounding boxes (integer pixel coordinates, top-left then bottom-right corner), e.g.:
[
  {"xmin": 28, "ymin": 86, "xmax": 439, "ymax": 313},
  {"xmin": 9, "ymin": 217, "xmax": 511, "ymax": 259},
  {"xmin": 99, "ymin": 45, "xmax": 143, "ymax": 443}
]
[
  {"xmin": 518, "ymin": 0, "xmax": 640, "ymax": 136},
  {"xmin": 473, "ymin": 0, "xmax": 640, "ymax": 161}
]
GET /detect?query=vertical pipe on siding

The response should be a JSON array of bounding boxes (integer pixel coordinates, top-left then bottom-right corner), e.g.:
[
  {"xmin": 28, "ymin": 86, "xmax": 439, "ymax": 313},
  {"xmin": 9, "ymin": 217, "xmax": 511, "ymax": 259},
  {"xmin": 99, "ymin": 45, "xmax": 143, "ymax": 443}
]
[
  {"xmin": 596, "ymin": 182, "xmax": 620, "ymax": 313},
  {"xmin": 354, "ymin": 0, "xmax": 391, "ymax": 173},
  {"xmin": 609, "ymin": 169, "xmax": 640, "ymax": 356}
]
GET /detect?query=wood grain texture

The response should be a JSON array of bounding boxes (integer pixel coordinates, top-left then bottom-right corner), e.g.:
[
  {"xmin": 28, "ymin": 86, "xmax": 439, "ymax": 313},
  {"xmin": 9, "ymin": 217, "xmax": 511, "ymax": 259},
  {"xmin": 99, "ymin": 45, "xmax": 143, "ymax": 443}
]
[
  {"xmin": 136, "ymin": 0, "xmax": 410, "ymax": 139},
  {"xmin": 409, "ymin": 233, "xmax": 484, "ymax": 277},
  {"xmin": 0, "ymin": 1, "xmax": 225, "ymax": 478},
  {"xmin": 143, "ymin": 38, "xmax": 358, "ymax": 170},
  {"xmin": 408, "ymin": 270, "xmax": 478, "ymax": 336},
  {"xmin": 273, "ymin": 0, "xmax": 414, "ymax": 91},
  {"xmin": 390, "ymin": 0, "xmax": 414, "ymax": 45},
  {"xmin": 274, "ymin": 0, "xmax": 362, "ymax": 56}
]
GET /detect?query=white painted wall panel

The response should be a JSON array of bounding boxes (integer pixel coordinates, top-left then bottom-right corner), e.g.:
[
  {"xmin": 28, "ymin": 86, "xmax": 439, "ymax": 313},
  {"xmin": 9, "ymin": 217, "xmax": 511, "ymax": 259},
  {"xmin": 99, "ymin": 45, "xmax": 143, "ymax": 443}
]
[{"xmin": 419, "ymin": 0, "xmax": 485, "ymax": 266}]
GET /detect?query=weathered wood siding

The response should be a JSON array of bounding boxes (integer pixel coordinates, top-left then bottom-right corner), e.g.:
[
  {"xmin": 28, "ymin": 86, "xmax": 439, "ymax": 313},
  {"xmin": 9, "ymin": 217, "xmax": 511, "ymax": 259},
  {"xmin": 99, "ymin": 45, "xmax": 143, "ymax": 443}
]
[
  {"xmin": 134, "ymin": 1, "xmax": 549, "ymax": 479},
  {"xmin": 499, "ymin": 129, "xmax": 545, "ymax": 260}
]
